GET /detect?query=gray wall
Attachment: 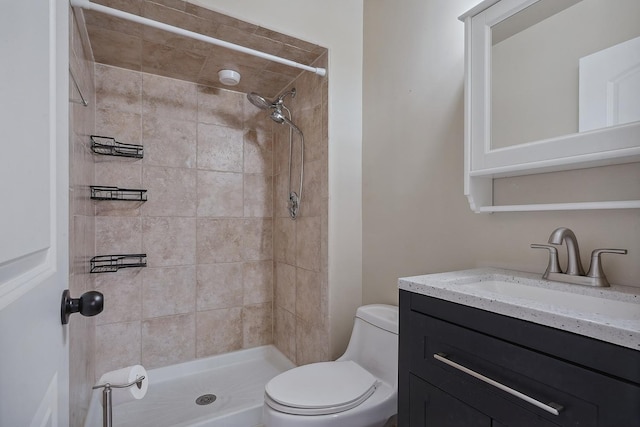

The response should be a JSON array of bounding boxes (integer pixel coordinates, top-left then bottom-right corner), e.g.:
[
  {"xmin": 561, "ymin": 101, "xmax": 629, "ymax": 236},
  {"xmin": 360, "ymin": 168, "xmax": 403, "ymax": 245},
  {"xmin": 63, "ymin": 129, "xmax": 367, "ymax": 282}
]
[{"xmin": 362, "ymin": 0, "xmax": 640, "ymax": 306}]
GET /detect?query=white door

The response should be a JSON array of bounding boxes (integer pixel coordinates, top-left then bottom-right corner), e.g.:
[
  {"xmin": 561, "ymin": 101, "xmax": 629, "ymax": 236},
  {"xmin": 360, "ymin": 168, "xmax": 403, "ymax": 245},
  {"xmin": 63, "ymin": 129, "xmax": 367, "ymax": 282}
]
[
  {"xmin": 579, "ymin": 36, "xmax": 640, "ymax": 132},
  {"xmin": 0, "ymin": 1, "xmax": 70, "ymax": 426}
]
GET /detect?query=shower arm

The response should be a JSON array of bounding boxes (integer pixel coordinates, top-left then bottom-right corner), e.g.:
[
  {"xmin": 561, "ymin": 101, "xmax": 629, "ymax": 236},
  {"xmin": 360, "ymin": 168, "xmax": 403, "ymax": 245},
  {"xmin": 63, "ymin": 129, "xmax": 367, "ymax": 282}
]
[
  {"xmin": 69, "ymin": 0, "xmax": 327, "ymax": 77},
  {"xmin": 275, "ymin": 89, "xmax": 297, "ymax": 106}
]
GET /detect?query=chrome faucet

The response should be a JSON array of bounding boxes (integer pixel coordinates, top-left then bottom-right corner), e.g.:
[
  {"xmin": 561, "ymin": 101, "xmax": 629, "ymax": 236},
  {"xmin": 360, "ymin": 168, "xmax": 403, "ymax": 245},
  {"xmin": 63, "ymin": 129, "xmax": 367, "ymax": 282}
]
[
  {"xmin": 547, "ymin": 227, "xmax": 585, "ymax": 276},
  {"xmin": 531, "ymin": 227, "xmax": 627, "ymax": 287}
]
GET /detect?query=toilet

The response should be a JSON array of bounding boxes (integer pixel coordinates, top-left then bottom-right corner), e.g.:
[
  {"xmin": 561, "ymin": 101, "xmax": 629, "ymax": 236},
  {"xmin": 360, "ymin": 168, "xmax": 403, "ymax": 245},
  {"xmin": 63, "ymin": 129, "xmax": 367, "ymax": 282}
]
[{"xmin": 263, "ymin": 304, "xmax": 398, "ymax": 427}]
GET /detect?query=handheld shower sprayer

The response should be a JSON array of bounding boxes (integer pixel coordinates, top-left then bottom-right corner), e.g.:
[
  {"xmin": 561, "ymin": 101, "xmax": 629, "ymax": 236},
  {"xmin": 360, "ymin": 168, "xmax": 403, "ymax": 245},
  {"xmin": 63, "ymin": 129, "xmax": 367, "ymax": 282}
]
[{"xmin": 246, "ymin": 88, "xmax": 305, "ymax": 219}]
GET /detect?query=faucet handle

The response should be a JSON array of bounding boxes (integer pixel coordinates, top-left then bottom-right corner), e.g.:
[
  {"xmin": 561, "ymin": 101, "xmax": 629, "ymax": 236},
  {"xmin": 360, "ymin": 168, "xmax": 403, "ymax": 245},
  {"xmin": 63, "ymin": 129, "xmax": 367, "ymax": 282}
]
[
  {"xmin": 531, "ymin": 244, "xmax": 562, "ymax": 279},
  {"xmin": 586, "ymin": 248, "xmax": 627, "ymax": 287}
]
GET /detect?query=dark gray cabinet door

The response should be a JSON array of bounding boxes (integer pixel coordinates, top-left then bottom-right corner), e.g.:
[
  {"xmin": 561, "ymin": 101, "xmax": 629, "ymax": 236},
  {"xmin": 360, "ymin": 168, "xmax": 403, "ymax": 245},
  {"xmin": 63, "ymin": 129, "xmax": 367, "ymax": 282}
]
[{"xmin": 409, "ymin": 375, "xmax": 491, "ymax": 427}]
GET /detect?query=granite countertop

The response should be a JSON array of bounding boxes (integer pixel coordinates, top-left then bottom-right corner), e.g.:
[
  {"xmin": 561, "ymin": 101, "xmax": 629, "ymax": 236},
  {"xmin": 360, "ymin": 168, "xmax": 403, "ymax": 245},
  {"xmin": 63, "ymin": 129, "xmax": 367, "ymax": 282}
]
[{"xmin": 398, "ymin": 268, "xmax": 640, "ymax": 351}]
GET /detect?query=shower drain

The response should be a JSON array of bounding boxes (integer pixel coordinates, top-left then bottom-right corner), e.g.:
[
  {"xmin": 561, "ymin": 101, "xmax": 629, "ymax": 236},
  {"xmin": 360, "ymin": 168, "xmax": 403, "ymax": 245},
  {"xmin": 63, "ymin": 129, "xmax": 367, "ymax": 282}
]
[{"xmin": 196, "ymin": 394, "xmax": 217, "ymax": 405}]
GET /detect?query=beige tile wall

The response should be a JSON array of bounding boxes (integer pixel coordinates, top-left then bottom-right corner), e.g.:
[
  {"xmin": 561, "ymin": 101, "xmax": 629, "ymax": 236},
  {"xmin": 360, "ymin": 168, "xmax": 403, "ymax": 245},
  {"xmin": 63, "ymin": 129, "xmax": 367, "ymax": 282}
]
[
  {"xmin": 93, "ymin": 64, "xmax": 278, "ymax": 376},
  {"xmin": 71, "ymin": 5, "xmax": 329, "ymax": 424},
  {"xmin": 84, "ymin": 0, "xmax": 326, "ymax": 99},
  {"xmin": 273, "ymin": 53, "xmax": 329, "ymax": 366},
  {"xmin": 69, "ymin": 7, "xmax": 97, "ymax": 427},
  {"xmin": 93, "ymin": 57, "xmax": 329, "ymax": 374}
]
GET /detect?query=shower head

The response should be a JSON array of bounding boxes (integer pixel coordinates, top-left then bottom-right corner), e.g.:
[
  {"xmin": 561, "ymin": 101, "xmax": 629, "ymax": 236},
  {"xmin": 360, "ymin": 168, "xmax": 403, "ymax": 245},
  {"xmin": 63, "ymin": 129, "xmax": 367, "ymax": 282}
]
[
  {"xmin": 247, "ymin": 88, "xmax": 296, "ymax": 111},
  {"xmin": 247, "ymin": 89, "xmax": 301, "ymax": 133},
  {"xmin": 247, "ymin": 92, "xmax": 272, "ymax": 110}
]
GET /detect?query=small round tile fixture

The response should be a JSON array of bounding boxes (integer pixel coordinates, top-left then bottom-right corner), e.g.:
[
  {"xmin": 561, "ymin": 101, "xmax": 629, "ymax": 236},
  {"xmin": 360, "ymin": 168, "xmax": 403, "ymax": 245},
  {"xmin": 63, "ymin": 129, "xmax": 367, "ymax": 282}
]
[{"xmin": 218, "ymin": 69, "xmax": 241, "ymax": 86}]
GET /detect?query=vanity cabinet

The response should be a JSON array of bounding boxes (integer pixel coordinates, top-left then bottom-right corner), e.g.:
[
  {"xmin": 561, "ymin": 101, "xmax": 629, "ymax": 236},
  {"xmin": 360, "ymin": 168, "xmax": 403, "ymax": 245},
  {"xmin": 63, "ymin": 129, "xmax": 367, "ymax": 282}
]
[{"xmin": 398, "ymin": 290, "xmax": 640, "ymax": 426}]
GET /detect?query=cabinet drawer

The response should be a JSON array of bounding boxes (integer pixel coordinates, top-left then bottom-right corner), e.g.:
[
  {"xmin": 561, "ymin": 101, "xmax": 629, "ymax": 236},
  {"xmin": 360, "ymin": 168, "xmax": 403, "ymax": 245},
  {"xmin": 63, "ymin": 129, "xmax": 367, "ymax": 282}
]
[{"xmin": 406, "ymin": 308, "xmax": 640, "ymax": 426}]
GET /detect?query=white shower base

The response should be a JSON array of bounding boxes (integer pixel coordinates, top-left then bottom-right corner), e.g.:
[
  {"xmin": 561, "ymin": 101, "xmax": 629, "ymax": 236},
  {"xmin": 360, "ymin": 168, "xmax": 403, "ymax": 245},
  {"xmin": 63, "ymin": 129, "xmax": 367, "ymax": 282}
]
[{"xmin": 84, "ymin": 345, "xmax": 295, "ymax": 427}]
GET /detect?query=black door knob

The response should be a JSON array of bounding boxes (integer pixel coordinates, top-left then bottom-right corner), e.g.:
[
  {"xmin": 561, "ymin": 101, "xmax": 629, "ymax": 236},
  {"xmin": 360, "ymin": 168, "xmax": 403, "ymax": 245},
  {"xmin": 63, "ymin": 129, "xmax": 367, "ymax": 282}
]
[{"xmin": 61, "ymin": 289, "xmax": 104, "ymax": 324}]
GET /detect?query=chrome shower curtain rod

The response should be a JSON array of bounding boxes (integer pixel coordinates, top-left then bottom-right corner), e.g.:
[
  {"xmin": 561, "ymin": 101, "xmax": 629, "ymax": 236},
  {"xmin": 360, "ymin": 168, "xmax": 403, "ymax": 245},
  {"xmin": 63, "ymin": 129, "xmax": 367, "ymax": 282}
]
[{"xmin": 69, "ymin": 0, "xmax": 327, "ymax": 77}]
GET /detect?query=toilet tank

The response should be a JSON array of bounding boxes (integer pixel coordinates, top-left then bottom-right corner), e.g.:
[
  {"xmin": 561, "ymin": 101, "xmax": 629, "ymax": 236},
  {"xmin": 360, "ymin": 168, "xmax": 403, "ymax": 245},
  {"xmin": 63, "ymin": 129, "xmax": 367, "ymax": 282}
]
[{"xmin": 337, "ymin": 304, "xmax": 398, "ymax": 387}]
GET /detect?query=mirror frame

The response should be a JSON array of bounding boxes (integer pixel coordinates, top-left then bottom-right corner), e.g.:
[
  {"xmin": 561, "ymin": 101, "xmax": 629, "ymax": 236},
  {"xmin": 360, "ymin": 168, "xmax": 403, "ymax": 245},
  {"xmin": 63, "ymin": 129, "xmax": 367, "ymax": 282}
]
[{"xmin": 459, "ymin": 0, "xmax": 640, "ymax": 213}]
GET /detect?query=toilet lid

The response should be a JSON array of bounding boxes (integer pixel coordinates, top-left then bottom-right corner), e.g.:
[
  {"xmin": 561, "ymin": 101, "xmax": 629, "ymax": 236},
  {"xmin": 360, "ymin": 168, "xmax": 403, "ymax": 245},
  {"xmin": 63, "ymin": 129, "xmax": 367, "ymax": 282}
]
[{"xmin": 265, "ymin": 361, "xmax": 378, "ymax": 416}]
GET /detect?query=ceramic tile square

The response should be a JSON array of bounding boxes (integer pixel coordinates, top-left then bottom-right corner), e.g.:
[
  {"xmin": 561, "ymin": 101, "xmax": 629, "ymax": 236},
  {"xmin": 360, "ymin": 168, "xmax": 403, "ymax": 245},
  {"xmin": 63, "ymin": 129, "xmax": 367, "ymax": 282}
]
[
  {"xmin": 86, "ymin": 26, "xmax": 142, "ymax": 71},
  {"xmin": 94, "ymin": 269, "xmax": 142, "ymax": 325},
  {"xmin": 92, "ymin": 0, "xmax": 142, "ymax": 16},
  {"xmin": 95, "ymin": 107, "xmax": 142, "ymax": 145},
  {"xmin": 94, "ymin": 161, "xmax": 142, "ymax": 189},
  {"xmin": 274, "ymin": 170, "xmax": 290, "ymax": 218},
  {"xmin": 243, "ymin": 97, "xmax": 273, "ymax": 132},
  {"xmin": 196, "ymin": 263, "xmax": 243, "ymax": 311},
  {"xmin": 95, "ymin": 64, "xmax": 142, "ymax": 114},
  {"xmin": 84, "ymin": 9, "xmax": 143, "ymax": 38},
  {"xmin": 299, "ymin": 159, "xmax": 325, "ymax": 218},
  {"xmin": 244, "ymin": 174, "xmax": 273, "ymax": 218},
  {"xmin": 142, "ymin": 26, "xmax": 212, "ymax": 58},
  {"xmin": 94, "ymin": 162, "xmax": 143, "ymax": 216},
  {"xmin": 196, "ymin": 308, "xmax": 243, "ymax": 358},
  {"xmin": 142, "ymin": 217, "xmax": 196, "ymax": 267},
  {"xmin": 196, "ymin": 218, "xmax": 244, "ymax": 263},
  {"xmin": 274, "ymin": 307, "xmax": 296, "ymax": 363},
  {"xmin": 148, "ymin": 0, "xmax": 187, "ymax": 12},
  {"xmin": 275, "ymin": 262, "xmax": 295, "ymax": 313},
  {"xmin": 274, "ymin": 121, "xmax": 291, "ymax": 177},
  {"xmin": 274, "ymin": 217, "xmax": 296, "ymax": 264},
  {"xmin": 299, "ymin": 104, "xmax": 325, "ymax": 163},
  {"xmin": 95, "ymin": 321, "xmax": 141, "ymax": 379},
  {"xmin": 243, "ymin": 303, "xmax": 272, "ymax": 348},
  {"xmin": 142, "ymin": 314, "xmax": 195, "ymax": 369},
  {"xmin": 141, "ymin": 166, "xmax": 196, "ymax": 217},
  {"xmin": 142, "ymin": 266, "xmax": 196, "ymax": 318},
  {"xmin": 196, "ymin": 170, "xmax": 243, "ymax": 217},
  {"xmin": 184, "ymin": 3, "xmax": 257, "ymax": 32},
  {"xmin": 265, "ymin": 45, "xmax": 320, "ymax": 78},
  {"xmin": 197, "ymin": 123, "xmax": 244, "ymax": 172},
  {"xmin": 142, "ymin": 72, "xmax": 197, "ymax": 121},
  {"xmin": 142, "ymin": 2, "xmax": 209, "ymax": 35},
  {"xmin": 296, "ymin": 318, "xmax": 329, "ymax": 365},
  {"xmin": 243, "ymin": 219, "xmax": 273, "ymax": 261},
  {"xmin": 287, "ymin": 71, "xmax": 324, "ymax": 113},
  {"xmin": 95, "ymin": 216, "xmax": 142, "ymax": 255},
  {"xmin": 142, "ymin": 115, "xmax": 196, "ymax": 168},
  {"xmin": 197, "ymin": 86, "xmax": 244, "ymax": 129},
  {"xmin": 243, "ymin": 260, "xmax": 273, "ymax": 305},
  {"xmin": 72, "ymin": 215, "xmax": 94, "ymax": 276},
  {"xmin": 243, "ymin": 129, "xmax": 273, "ymax": 175},
  {"xmin": 215, "ymin": 24, "xmax": 282, "ymax": 58},
  {"xmin": 296, "ymin": 268, "xmax": 323, "ymax": 325},
  {"xmin": 93, "ymin": 197, "xmax": 141, "ymax": 218},
  {"xmin": 142, "ymin": 40, "xmax": 207, "ymax": 82},
  {"xmin": 295, "ymin": 216, "xmax": 321, "ymax": 271}
]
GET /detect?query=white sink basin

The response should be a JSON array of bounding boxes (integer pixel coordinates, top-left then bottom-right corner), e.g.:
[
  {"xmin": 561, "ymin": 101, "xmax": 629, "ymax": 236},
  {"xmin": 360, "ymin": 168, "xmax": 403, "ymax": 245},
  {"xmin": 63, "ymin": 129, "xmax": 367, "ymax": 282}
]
[{"xmin": 461, "ymin": 280, "xmax": 640, "ymax": 320}]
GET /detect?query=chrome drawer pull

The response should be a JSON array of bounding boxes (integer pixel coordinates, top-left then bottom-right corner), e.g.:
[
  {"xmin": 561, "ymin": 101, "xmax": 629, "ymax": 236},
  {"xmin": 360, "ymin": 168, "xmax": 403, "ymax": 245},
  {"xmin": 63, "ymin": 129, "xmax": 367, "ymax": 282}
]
[{"xmin": 433, "ymin": 353, "xmax": 563, "ymax": 416}]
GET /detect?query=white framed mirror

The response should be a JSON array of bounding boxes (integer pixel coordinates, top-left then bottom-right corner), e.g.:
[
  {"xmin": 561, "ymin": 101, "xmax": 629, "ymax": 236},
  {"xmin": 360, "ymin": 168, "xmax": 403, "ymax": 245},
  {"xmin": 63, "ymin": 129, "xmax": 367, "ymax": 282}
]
[{"xmin": 460, "ymin": 0, "xmax": 640, "ymax": 212}]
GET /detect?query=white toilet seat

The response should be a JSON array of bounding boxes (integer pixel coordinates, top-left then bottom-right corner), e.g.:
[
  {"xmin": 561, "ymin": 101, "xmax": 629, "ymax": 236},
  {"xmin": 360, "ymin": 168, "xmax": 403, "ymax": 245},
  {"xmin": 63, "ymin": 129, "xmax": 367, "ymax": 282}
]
[{"xmin": 264, "ymin": 361, "xmax": 379, "ymax": 416}]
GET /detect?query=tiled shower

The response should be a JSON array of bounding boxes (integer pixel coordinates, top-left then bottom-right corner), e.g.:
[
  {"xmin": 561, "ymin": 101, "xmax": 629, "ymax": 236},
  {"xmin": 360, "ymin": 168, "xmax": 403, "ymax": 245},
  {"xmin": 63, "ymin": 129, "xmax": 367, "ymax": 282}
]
[{"xmin": 68, "ymin": 2, "xmax": 328, "ymax": 425}]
